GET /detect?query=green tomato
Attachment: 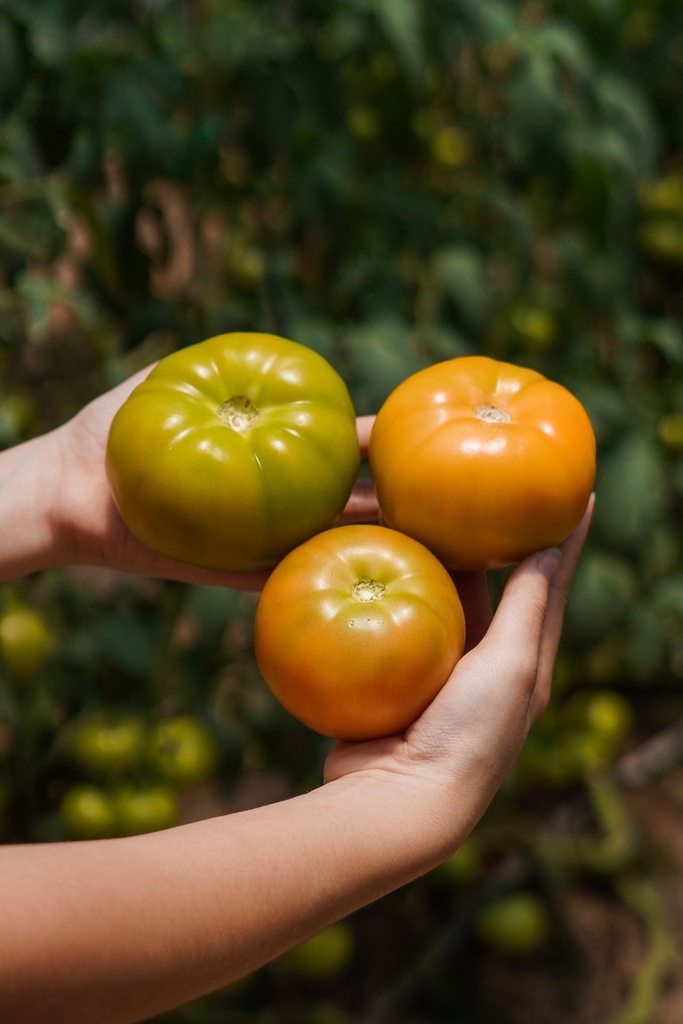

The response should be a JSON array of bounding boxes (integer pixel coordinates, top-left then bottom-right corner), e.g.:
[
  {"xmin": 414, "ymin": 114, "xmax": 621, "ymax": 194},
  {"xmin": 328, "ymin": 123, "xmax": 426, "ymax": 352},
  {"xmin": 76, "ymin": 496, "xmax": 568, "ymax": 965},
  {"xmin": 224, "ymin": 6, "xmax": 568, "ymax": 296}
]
[
  {"xmin": 430, "ymin": 125, "xmax": 471, "ymax": 167},
  {"xmin": 105, "ymin": 333, "xmax": 360, "ymax": 573},
  {"xmin": 68, "ymin": 710, "xmax": 147, "ymax": 777},
  {"xmin": 639, "ymin": 175, "xmax": 683, "ymax": 218},
  {"xmin": 475, "ymin": 892, "xmax": 550, "ymax": 955},
  {"xmin": 0, "ymin": 604, "xmax": 53, "ymax": 682},
  {"xmin": 59, "ymin": 785, "xmax": 118, "ymax": 840},
  {"xmin": 640, "ymin": 219, "xmax": 683, "ymax": 265},
  {"xmin": 146, "ymin": 715, "xmax": 220, "ymax": 788},
  {"xmin": 508, "ymin": 305, "xmax": 558, "ymax": 353},
  {"xmin": 658, "ymin": 413, "xmax": 683, "ymax": 452},
  {"xmin": 280, "ymin": 922, "xmax": 355, "ymax": 980},
  {"xmin": 112, "ymin": 784, "xmax": 179, "ymax": 836},
  {"xmin": 435, "ymin": 837, "xmax": 483, "ymax": 884}
]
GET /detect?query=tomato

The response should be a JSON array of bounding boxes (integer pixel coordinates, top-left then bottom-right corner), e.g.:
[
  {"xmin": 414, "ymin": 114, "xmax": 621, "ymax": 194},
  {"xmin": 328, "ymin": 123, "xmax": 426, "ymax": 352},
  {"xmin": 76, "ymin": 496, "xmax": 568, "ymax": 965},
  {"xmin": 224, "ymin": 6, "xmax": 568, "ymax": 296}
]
[
  {"xmin": 112, "ymin": 783, "xmax": 179, "ymax": 836},
  {"xmin": 68, "ymin": 710, "xmax": 146, "ymax": 777},
  {"xmin": 59, "ymin": 785, "xmax": 118, "ymax": 840},
  {"xmin": 658, "ymin": 412, "xmax": 683, "ymax": 452},
  {"xmin": 640, "ymin": 219, "xmax": 683, "ymax": 266},
  {"xmin": 0, "ymin": 604, "xmax": 53, "ymax": 682},
  {"xmin": 106, "ymin": 333, "xmax": 360, "ymax": 573},
  {"xmin": 475, "ymin": 891, "xmax": 550, "ymax": 955},
  {"xmin": 435, "ymin": 836, "xmax": 483, "ymax": 884},
  {"xmin": 146, "ymin": 715, "xmax": 220, "ymax": 788},
  {"xmin": 369, "ymin": 356, "xmax": 596, "ymax": 571},
  {"xmin": 430, "ymin": 125, "xmax": 471, "ymax": 168},
  {"xmin": 253, "ymin": 525, "xmax": 465, "ymax": 741},
  {"xmin": 280, "ymin": 923, "xmax": 355, "ymax": 980}
]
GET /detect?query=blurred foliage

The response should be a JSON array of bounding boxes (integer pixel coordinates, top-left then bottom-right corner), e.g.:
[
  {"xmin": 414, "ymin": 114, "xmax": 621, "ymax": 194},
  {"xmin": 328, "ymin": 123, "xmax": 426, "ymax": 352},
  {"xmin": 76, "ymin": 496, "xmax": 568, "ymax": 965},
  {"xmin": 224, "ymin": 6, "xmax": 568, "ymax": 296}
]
[{"xmin": 3, "ymin": 0, "xmax": 683, "ymax": 1021}]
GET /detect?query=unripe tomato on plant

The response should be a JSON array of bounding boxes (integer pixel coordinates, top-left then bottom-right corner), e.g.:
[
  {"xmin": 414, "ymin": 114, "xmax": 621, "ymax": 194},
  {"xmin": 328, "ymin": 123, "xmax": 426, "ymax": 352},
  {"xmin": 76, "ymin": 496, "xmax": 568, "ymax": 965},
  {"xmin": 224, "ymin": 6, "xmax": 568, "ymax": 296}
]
[
  {"xmin": 68, "ymin": 709, "xmax": 146, "ymax": 777},
  {"xmin": 369, "ymin": 356, "xmax": 596, "ymax": 571},
  {"xmin": 254, "ymin": 525, "xmax": 465, "ymax": 741},
  {"xmin": 146, "ymin": 715, "xmax": 220, "ymax": 788},
  {"xmin": 112, "ymin": 783, "xmax": 179, "ymax": 836},
  {"xmin": 475, "ymin": 891, "xmax": 550, "ymax": 955},
  {"xmin": 106, "ymin": 333, "xmax": 360, "ymax": 573},
  {"xmin": 59, "ymin": 785, "xmax": 118, "ymax": 840},
  {"xmin": 0, "ymin": 603, "xmax": 53, "ymax": 683},
  {"xmin": 280, "ymin": 922, "xmax": 355, "ymax": 980}
]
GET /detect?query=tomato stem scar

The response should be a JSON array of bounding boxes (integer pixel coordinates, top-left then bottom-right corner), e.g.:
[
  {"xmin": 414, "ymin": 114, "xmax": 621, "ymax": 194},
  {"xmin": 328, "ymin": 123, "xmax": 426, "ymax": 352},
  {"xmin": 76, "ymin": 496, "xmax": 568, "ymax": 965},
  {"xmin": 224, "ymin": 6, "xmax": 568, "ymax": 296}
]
[
  {"xmin": 474, "ymin": 403, "xmax": 511, "ymax": 424},
  {"xmin": 217, "ymin": 395, "xmax": 259, "ymax": 432},
  {"xmin": 352, "ymin": 579, "xmax": 385, "ymax": 602}
]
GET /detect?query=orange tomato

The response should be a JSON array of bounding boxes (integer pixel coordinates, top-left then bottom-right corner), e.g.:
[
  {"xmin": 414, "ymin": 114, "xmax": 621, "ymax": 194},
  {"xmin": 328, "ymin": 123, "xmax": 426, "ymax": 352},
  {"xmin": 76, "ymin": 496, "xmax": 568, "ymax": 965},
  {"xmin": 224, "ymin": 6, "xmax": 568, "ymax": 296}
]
[
  {"xmin": 253, "ymin": 525, "xmax": 465, "ymax": 741},
  {"xmin": 369, "ymin": 356, "xmax": 595, "ymax": 571}
]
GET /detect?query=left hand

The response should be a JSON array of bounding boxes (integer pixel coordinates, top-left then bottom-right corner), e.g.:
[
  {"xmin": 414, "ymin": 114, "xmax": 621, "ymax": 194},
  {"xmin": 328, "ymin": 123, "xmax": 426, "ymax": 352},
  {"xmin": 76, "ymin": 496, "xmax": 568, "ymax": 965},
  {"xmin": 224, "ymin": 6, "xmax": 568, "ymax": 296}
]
[{"xmin": 51, "ymin": 370, "xmax": 379, "ymax": 590}]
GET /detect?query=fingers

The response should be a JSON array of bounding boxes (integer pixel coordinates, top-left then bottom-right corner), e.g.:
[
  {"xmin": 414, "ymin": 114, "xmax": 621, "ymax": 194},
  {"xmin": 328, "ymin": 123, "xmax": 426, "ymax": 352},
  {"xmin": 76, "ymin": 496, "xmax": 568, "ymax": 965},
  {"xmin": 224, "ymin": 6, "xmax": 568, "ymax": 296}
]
[
  {"xmin": 450, "ymin": 571, "xmax": 492, "ymax": 652},
  {"xmin": 534, "ymin": 494, "xmax": 595, "ymax": 711},
  {"xmin": 475, "ymin": 496, "xmax": 594, "ymax": 722},
  {"xmin": 337, "ymin": 480, "xmax": 379, "ymax": 525},
  {"xmin": 356, "ymin": 415, "xmax": 374, "ymax": 456}
]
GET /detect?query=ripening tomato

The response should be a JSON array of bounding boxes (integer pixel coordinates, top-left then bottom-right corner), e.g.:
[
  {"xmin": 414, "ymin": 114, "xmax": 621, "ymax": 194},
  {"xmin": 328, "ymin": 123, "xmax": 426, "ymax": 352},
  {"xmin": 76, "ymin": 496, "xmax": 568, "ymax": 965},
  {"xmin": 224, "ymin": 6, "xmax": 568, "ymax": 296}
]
[
  {"xmin": 369, "ymin": 356, "xmax": 596, "ymax": 571},
  {"xmin": 105, "ymin": 333, "xmax": 360, "ymax": 573},
  {"xmin": 253, "ymin": 525, "xmax": 465, "ymax": 741}
]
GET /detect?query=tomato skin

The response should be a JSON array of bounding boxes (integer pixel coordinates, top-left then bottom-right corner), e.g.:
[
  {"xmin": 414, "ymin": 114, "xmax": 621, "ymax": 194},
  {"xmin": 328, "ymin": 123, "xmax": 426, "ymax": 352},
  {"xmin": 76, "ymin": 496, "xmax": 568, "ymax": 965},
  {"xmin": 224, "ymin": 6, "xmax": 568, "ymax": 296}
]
[
  {"xmin": 253, "ymin": 525, "xmax": 466, "ymax": 741},
  {"xmin": 369, "ymin": 356, "xmax": 596, "ymax": 571},
  {"xmin": 105, "ymin": 333, "xmax": 360, "ymax": 573}
]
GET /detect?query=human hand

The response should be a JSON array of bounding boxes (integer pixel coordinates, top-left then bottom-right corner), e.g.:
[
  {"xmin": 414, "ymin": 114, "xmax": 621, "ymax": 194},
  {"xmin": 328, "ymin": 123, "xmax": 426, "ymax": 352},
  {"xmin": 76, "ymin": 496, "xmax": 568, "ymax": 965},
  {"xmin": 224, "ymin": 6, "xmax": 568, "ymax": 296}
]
[
  {"xmin": 50, "ymin": 370, "xmax": 379, "ymax": 589},
  {"xmin": 325, "ymin": 497, "xmax": 594, "ymax": 845}
]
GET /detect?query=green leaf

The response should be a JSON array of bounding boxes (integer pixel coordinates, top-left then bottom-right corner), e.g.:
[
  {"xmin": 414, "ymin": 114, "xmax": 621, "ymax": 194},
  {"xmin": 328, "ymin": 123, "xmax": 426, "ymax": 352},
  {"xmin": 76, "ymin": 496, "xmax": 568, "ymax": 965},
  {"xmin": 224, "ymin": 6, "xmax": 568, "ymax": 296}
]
[
  {"xmin": 593, "ymin": 430, "xmax": 668, "ymax": 554},
  {"xmin": 431, "ymin": 246, "xmax": 493, "ymax": 335},
  {"xmin": 343, "ymin": 317, "xmax": 429, "ymax": 411},
  {"xmin": 368, "ymin": 0, "xmax": 424, "ymax": 80},
  {"xmin": 566, "ymin": 551, "xmax": 638, "ymax": 645},
  {"xmin": 94, "ymin": 611, "xmax": 158, "ymax": 682}
]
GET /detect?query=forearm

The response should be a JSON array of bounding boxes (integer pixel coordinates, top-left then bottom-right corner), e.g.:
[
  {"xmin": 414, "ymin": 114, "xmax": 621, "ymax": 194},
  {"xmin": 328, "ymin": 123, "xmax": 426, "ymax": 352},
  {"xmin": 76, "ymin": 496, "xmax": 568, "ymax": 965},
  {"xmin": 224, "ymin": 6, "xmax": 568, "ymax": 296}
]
[{"xmin": 0, "ymin": 771, "xmax": 470, "ymax": 1024}]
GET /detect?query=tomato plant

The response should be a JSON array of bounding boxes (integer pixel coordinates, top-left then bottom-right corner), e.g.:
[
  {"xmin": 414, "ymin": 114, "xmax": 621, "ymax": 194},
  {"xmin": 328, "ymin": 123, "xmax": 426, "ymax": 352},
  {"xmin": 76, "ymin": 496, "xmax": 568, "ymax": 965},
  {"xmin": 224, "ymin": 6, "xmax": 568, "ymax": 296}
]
[
  {"xmin": 253, "ymin": 525, "xmax": 466, "ymax": 741},
  {"xmin": 106, "ymin": 333, "xmax": 360, "ymax": 573},
  {"xmin": 146, "ymin": 715, "xmax": 220, "ymax": 788},
  {"xmin": 369, "ymin": 356, "xmax": 596, "ymax": 571}
]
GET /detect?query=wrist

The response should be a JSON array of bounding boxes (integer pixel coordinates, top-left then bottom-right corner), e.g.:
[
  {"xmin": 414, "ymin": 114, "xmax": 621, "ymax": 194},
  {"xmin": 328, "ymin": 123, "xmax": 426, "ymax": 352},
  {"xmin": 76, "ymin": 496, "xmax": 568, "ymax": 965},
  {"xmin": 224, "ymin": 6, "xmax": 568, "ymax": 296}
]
[{"xmin": 0, "ymin": 430, "xmax": 66, "ymax": 581}]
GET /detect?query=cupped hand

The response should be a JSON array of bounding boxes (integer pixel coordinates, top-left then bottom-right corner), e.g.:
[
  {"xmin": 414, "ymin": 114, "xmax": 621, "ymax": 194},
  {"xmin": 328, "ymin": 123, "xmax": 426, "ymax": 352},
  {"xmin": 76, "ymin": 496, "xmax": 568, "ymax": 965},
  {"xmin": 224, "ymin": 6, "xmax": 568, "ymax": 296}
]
[
  {"xmin": 324, "ymin": 498, "xmax": 594, "ymax": 831},
  {"xmin": 52, "ymin": 370, "xmax": 379, "ymax": 589}
]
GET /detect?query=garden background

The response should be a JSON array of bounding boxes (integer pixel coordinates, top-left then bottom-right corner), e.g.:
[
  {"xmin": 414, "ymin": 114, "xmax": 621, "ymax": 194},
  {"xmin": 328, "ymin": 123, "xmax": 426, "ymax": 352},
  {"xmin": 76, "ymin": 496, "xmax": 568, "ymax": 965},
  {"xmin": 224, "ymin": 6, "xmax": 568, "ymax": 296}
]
[{"xmin": 2, "ymin": 0, "xmax": 683, "ymax": 1021}]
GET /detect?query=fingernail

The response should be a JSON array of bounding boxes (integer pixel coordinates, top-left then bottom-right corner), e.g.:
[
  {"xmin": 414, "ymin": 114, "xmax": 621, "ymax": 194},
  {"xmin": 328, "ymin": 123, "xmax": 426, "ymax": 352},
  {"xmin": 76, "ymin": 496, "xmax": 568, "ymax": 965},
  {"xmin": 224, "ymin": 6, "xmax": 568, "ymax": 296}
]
[{"xmin": 537, "ymin": 547, "xmax": 562, "ymax": 581}]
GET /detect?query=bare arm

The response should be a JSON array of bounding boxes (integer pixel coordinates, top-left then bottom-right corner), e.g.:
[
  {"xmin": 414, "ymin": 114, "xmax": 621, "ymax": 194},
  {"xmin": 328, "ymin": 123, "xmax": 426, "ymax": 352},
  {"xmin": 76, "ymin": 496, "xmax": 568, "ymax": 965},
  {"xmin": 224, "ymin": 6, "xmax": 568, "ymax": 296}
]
[
  {"xmin": 0, "ymin": 507, "xmax": 590, "ymax": 1023},
  {"xmin": 0, "ymin": 368, "xmax": 592, "ymax": 1023}
]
